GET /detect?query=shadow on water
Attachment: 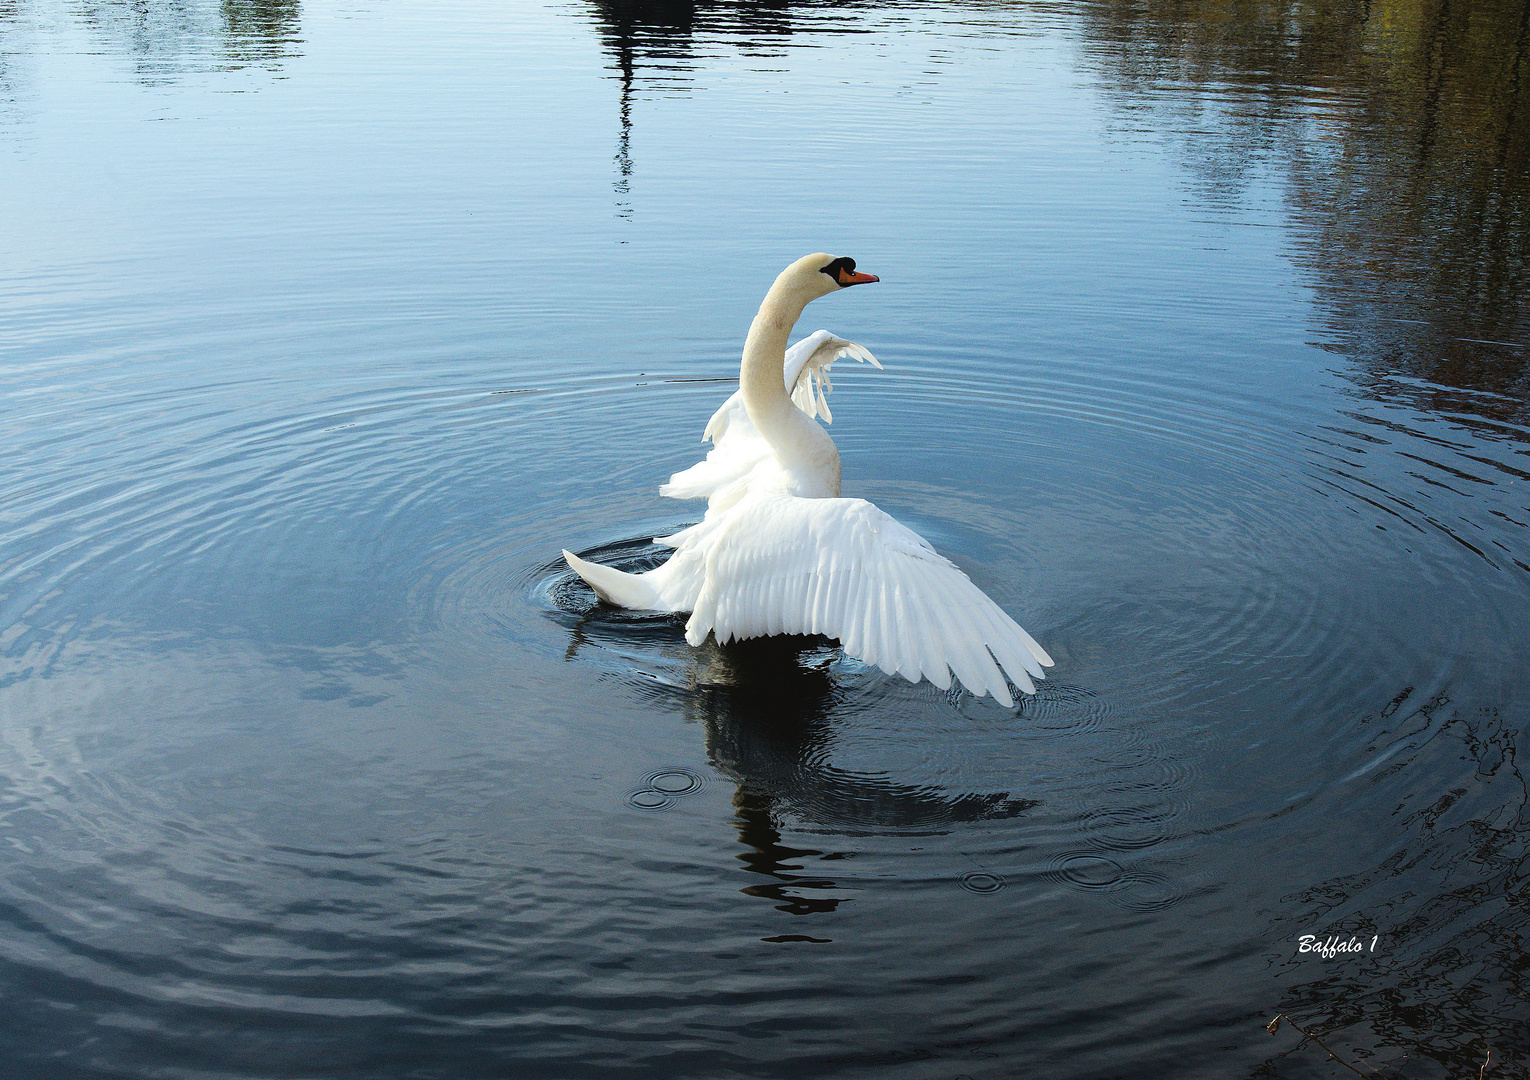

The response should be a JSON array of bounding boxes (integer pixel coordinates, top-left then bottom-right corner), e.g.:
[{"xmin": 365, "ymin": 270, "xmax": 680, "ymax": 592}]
[
  {"xmin": 681, "ymin": 638, "xmax": 1037, "ymax": 832},
  {"xmin": 684, "ymin": 638, "xmax": 1039, "ymax": 921},
  {"xmin": 551, "ymin": 548, "xmax": 1039, "ymax": 920}
]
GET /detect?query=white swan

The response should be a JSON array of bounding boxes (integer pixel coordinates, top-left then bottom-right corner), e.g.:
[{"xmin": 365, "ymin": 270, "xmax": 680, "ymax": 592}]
[{"xmin": 563, "ymin": 252, "xmax": 1052, "ymax": 706}]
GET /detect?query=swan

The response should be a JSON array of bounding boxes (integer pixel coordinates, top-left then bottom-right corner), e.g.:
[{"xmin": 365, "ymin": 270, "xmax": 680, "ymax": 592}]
[{"xmin": 563, "ymin": 252, "xmax": 1052, "ymax": 706}]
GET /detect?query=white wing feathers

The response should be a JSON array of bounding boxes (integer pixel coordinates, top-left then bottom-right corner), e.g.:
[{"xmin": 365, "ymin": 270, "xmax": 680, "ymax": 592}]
[
  {"xmin": 784, "ymin": 329, "xmax": 881, "ymax": 425},
  {"xmin": 661, "ymin": 331, "xmax": 878, "ymax": 506},
  {"xmin": 683, "ymin": 495, "xmax": 1052, "ymax": 708}
]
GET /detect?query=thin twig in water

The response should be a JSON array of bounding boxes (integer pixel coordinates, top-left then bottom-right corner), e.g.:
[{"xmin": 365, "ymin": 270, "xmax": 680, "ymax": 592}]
[
  {"xmin": 1480, "ymin": 1046, "xmax": 1493, "ymax": 1079},
  {"xmin": 1265, "ymin": 1014, "xmax": 1387, "ymax": 1078}
]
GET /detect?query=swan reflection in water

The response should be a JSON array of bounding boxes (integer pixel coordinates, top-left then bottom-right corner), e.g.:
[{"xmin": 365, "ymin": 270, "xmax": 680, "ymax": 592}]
[{"xmin": 559, "ymin": 594, "xmax": 1039, "ymax": 916}]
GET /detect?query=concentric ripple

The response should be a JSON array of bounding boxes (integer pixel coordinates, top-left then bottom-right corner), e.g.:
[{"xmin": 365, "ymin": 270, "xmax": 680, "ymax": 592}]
[
  {"xmin": 1055, "ymin": 853, "xmax": 1125, "ymax": 889},
  {"xmin": 958, "ymin": 870, "xmax": 1008, "ymax": 894},
  {"xmin": 1079, "ymin": 805, "xmax": 1174, "ymax": 851},
  {"xmin": 625, "ymin": 767, "xmax": 709, "ymax": 811}
]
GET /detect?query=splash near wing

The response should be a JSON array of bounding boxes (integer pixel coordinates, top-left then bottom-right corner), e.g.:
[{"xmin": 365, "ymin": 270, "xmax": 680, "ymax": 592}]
[
  {"xmin": 683, "ymin": 495, "xmax": 1052, "ymax": 707},
  {"xmin": 660, "ymin": 331, "xmax": 879, "ymax": 507}
]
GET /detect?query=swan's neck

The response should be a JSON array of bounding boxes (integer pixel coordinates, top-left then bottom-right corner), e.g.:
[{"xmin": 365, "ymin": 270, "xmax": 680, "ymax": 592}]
[{"xmin": 740, "ymin": 280, "xmax": 841, "ymax": 497}]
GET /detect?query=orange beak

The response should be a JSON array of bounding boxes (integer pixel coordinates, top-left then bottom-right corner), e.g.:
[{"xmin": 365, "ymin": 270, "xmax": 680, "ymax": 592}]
[{"xmin": 838, "ymin": 267, "xmax": 879, "ymax": 286}]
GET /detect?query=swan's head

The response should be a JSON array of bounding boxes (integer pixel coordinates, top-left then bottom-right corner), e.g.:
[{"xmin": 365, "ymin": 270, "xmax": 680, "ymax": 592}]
[
  {"xmin": 815, "ymin": 253, "xmax": 879, "ymax": 290},
  {"xmin": 775, "ymin": 252, "xmax": 880, "ymax": 305}
]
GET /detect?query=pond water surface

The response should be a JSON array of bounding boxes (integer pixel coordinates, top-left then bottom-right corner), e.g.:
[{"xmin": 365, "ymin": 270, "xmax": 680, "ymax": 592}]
[{"xmin": 2, "ymin": 1, "xmax": 1528, "ymax": 1078}]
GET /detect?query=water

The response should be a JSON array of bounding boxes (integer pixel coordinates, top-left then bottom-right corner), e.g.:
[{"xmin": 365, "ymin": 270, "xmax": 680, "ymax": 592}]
[{"xmin": 2, "ymin": 1, "xmax": 1527, "ymax": 1077}]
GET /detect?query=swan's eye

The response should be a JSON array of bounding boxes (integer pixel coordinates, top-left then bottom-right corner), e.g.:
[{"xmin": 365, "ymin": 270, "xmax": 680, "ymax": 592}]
[{"xmin": 821, "ymin": 256, "xmax": 857, "ymax": 283}]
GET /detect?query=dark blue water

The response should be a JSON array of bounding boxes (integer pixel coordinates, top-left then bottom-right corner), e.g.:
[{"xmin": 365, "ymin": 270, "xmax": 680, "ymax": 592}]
[{"xmin": 2, "ymin": 1, "xmax": 1527, "ymax": 1077}]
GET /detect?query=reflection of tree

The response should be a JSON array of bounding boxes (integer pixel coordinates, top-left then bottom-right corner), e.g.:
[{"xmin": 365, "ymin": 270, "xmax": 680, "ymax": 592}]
[
  {"xmin": 1080, "ymin": 0, "xmax": 1530, "ymax": 422},
  {"xmin": 220, "ymin": 0, "xmax": 301, "ymax": 69},
  {"xmin": 586, "ymin": 0, "xmax": 871, "ymax": 66},
  {"xmin": 1078, "ymin": 8, "xmax": 1530, "ymax": 1069},
  {"xmin": 0, "ymin": 1, "xmax": 23, "ymax": 128},
  {"xmin": 583, "ymin": 0, "xmax": 879, "ymax": 215},
  {"xmin": 69, "ymin": 0, "xmax": 302, "ymax": 84}
]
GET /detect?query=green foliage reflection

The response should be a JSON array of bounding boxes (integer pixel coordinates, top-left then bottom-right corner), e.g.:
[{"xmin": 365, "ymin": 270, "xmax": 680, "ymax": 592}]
[{"xmin": 1082, "ymin": 0, "xmax": 1530, "ymax": 417}]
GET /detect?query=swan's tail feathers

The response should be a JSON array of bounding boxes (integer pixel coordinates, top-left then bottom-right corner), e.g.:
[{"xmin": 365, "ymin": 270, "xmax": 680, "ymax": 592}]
[{"xmin": 562, "ymin": 549, "xmax": 664, "ymax": 610}]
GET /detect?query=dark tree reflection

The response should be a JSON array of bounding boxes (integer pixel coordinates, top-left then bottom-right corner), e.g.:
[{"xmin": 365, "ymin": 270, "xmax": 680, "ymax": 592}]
[
  {"xmin": 0, "ymin": 1, "xmax": 22, "ymax": 128},
  {"xmin": 220, "ymin": 0, "xmax": 301, "ymax": 68},
  {"xmin": 586, "ymin": 0, "xmax": 874, "ymax": 59},
  {"xmin": 1078, "ymin": 0, "xmax": 1530, "ymax": 423},
  {"xmin": 68, "ymin": 0, "xmax": 302, "ymax": 83},
  {"xmin": 584, "ymin": 0, "xmax": 877, "ymax": 214}
]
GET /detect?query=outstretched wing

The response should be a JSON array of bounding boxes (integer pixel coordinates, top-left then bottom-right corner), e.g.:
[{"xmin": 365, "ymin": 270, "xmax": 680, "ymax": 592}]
[
  {"xmin": 661, "ymin": 331, "xmax": 879, "ymax": 506},
  {"xmin": 684, "ymin": 495, "xmax": 1052, "ymax": 706}
]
